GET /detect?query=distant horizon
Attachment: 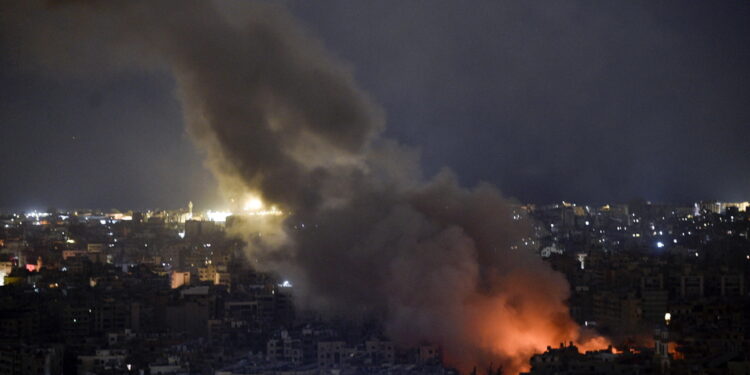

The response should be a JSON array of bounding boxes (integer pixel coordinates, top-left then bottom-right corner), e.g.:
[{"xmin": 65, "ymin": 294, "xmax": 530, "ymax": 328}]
[{"xmin": 2, "ymin": 197, "xmax": 749, "ymax": 215}]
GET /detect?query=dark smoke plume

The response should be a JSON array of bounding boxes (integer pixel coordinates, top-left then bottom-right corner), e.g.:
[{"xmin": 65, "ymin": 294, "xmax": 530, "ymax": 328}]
[{"xmin": 1, "ymin": 1, "xmax": 607, "ymax": 372}]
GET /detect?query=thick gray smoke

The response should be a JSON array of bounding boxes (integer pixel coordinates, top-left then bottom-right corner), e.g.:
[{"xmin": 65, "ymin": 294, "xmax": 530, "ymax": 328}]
[{"xmin": 1, "ymin": 1, "xmax": 607, "ymax": 372}]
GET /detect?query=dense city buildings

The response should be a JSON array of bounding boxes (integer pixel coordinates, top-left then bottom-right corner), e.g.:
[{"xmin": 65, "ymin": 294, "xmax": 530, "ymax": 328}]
[
  {"xmin": 4, "ymin": 0, "xmax": 750, "ymax": 373},
  {"xmin": 0, "ymin": 200, "xmax": 748, "ymax": 374},
  {"xmin": 522, "ymin": 200, "xmax": 750, "ymax": 374},
  {"xmin": 0, "ymin": 205, "xmax": 456, "ymax": 374}
]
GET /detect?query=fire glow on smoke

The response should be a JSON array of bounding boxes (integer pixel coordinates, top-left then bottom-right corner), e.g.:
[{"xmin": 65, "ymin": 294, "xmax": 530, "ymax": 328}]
[
  {"xmin": 442, "ymin": 272, "xmax": 610, "ymax": 374},
  {"xmin": 2, "ymin": 1, "xmax": 612, "ymax": 373}
]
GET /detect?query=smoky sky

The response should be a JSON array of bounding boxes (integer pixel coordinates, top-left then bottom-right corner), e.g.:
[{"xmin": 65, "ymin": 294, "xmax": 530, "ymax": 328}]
[{"xmin": 1, "ymin": 0, "xmax": 749, "ymax": 210}]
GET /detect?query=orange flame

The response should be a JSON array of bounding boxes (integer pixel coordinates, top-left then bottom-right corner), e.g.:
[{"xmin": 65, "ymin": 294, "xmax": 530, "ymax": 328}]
[
  {"xmin": 668, "ymin": 342, "xmax": 684, "ymax": 360},
  {"xmin": 443, "ymin": 271, "xmax": 610, "ymax": 374}
]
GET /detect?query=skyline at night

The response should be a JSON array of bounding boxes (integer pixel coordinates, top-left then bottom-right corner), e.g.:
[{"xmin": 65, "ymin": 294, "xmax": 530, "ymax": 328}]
[{"xmin": 1, "ymin": 2, "xmax": 750, "ymax": 374}]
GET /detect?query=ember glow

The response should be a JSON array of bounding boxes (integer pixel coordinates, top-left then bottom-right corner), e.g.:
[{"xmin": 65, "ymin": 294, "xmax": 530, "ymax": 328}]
[
  {"xmin": 668, "ymin": 342, "xmax": 684, "ymax": 360},
  {"xmin": 442, "ymin": 271, "xmax": 611, "ymax": 374},
  {"xmin": 469, "ymin": 304, "xmax": 609, "ymax": 374}
]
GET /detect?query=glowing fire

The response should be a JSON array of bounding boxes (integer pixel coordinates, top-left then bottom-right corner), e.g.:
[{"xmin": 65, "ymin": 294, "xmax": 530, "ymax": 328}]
[
  {"xmin": 206, "ymin": 210, "xmax": 232, "ymax": 222},
  {"xmin": 241, "ymin": 195, "xmax": 283, "ymax": 216},
  {"xmin": 243, "ymin": 196, "xmax": 264, "ymax": 211},
  {"xmin": 246, "ymin": 206, "xmax": 283, "ymax": 216},
  {"xmin": 446, "ymin": 271, "xmax": 610, "ymax": 374},
  {"xmin": 668, "ymin": 342, "xmax": 684, "ymax": 360}
]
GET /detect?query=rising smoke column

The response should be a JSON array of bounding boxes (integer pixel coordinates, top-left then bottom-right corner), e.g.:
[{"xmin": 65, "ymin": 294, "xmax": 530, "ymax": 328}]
[{"xmin": 0, "ymin": 1, "xmax": 608, "ymax": 372}]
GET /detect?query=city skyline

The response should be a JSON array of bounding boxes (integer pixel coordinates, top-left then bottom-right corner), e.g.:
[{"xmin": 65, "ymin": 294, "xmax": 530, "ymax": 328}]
[{"xmin": 0, "ymin": 1, "xmax": 749, "ymax": 374}]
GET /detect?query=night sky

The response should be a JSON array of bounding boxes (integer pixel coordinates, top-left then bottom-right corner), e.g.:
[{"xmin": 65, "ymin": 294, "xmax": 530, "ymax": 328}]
[{"xmin": 1, "ymin": 0, "xmax": 749, "ymax": 210}]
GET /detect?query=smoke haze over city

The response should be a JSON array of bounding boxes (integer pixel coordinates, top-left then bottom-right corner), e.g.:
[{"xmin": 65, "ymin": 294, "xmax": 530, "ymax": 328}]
[
  {"xmin": 1, "ymin": 1, "xmax": 615, "ymax": 372},
  {"xmin": 1, "ymin": 1, "xmax": 749, "ymax": 375}
]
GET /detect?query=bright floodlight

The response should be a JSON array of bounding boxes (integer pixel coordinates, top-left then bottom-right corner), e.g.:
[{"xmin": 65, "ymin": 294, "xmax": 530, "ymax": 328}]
[
  {"xmin": 206, "ymin": 210, "xmax": 232, "ymax": 222},
  {"xmin": 656, "ymin": 241, "xmax": 665, "ymax": 248},
  {"xmin": 244, "ymin": 197, "xmax": 263, "ymax": 211}
]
